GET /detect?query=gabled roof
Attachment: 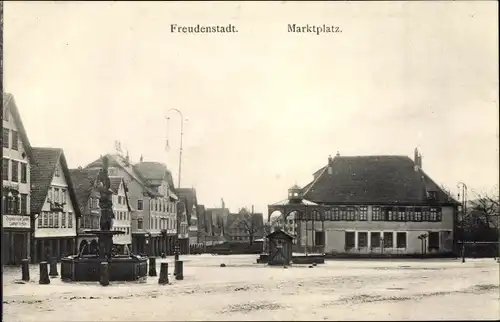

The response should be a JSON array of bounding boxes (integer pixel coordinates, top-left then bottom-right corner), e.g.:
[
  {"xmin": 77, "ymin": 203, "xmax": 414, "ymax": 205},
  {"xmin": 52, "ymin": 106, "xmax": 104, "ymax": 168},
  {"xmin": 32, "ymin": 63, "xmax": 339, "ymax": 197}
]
[
  {"xmin": 303, "ymin": 155, "xmax": 459, "ymax": 206},
  {"xmin": 109, "ymin": 176, "xmax": 123, "ymax": 193},
  {"xmin": 85, "ymin": 154, "xmax": 159, "ymax": 197},
  {"xmin": 68, "ymin": 168, "xmax": 100, "ymax": 214},
  {"xmin": 176, "ymin": 188, "xmax": 198, "ymax": 223},
  {"xmin": 3, "ymin": 93, "xmax": 35, "ymax": 163},
  {"xmin": 270, "ymin": 199, "xmax": 319, "ymax": 206},
  {"xmin": 30, "ymin": 147, "xmax": 81, "ymax": 218}
]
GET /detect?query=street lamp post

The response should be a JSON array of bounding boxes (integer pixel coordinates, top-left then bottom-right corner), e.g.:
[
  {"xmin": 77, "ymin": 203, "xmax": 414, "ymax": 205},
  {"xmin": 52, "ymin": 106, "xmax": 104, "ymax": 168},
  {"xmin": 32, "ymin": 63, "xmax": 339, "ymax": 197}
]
[
  {"xmin": 166, "ymin": 109, "xmax": 187, "ymax": 188},
  {"xmin": 457, "ymin": 182, "xmax": 468, "ymax": 263}
]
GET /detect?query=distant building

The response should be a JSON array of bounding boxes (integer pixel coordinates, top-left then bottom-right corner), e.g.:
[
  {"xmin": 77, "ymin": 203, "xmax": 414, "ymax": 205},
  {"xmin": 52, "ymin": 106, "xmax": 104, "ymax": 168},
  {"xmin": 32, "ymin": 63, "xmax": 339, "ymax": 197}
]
[
  {"xmin": 226, "ymin": 207, "xmax": 264, "ymax": 244},
  {"xmin": 176, "ymin": 188, "xmax": 199, "ymax": 246},
  {"xmin": 30, "ymin": 147, "xmax": 81, "ymax": 262},
  {"xmin": 269, "ymin": 149, "xmax": 460, "ymax": 256},
  {"xmin": 2, "ymin": 93, "xmax": 35, "ymax": 265},
  {"xmin": 134, "ymin": 161, "xmax": 179, "ymax": 256}
]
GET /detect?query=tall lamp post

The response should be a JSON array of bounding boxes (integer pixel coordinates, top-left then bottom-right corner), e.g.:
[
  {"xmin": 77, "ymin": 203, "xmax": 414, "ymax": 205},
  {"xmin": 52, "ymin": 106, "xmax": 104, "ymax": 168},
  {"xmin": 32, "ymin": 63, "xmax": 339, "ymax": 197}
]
[
  {"xmin": 457, "ymin": 181, "xmax": 468, "ymax": 263},
  {"xmin": 166, "ymin": 109, "xmax": 188, "ymax": 188}
]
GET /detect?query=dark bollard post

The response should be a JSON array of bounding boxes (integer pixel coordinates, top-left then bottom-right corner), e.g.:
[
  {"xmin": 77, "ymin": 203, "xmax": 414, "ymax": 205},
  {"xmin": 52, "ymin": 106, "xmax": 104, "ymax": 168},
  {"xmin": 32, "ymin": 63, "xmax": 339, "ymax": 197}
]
[
  {"xmin": 158, "ymin": 262, "xmax": 169, "ymax": 285},
  {"xmin": 49, "ymin": 258, "xmax": 59, "ymax": 277},
  {"xmin": 175, "ymin": 260, "xmax": 184, "ymax": 280},
  {"xmin": 39, "ymin": 261, "xmax": 50, "ymax": 284},
  {"xmin": 148, "ymin": 257, "xmax": 157, "ymax": 277},
  {"xmin": 100, "ymin": 262, "xmax": 110, "ymax": 286},
  {"xmin": 21, "ymin": 259, "xmax": 30, "ymax": 282}
]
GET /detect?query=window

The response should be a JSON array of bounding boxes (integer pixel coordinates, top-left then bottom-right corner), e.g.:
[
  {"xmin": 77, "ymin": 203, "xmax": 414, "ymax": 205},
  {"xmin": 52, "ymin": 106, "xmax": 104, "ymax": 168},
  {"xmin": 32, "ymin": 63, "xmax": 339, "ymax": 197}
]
[
  {"xmin": 137, "ymin": 200, "xmax": 143, "ymax": 211},
  {"xmin": 383, "ymin": 232, "xmax": 393, "ymax": 248},
  {"xmin": 54, "ymin": 188, "xmax": 60, "ymax": 203},
  {"xmin": 137, "ymin": 218, "xmax": 143, "ymax": 229},
  {"xmin": 49, "ymin": 213, "xmax": 54, "ymax": 228},
  {"xmin": 387, "ymin": 207, "xmax": 396, "ymax": 221},
  {"xmin": 415, "ymin": 207, "xmax": 422, "ymax": 221},
  {"xmin": 11, "ymin": 131, "xmax": 18, "ymax": 150},
  {"xmin": 347, "ymin": 207, "xmax": 355, "ymax": 221},
  {"xmin": 359, "ymin": 206, "xmax": 368, "ymax": 221},
  {"xmin": 345, "ymin": 232, "xmax": 355, "ymax": 249},
  {"xmin": 54, "ymin": 213, "xmax": 59, "ymax": 228},
  {"xmin": 397, "ymin": 208, "xmax": 406, "ymax": 221},
  {"xmin": 314, "ymin": 231, "xmax": 325, "ymax": 246},
  {"xmin": 428, "ymin": 232, "xmax": 439, "ymax": 251},
  {"xmin": 422, "ymin": 208, "xmax": 430, "ymax": 221},
  {"xmin": 20, "ymin": 194, "xmax": 27, "ymax": 214},
  {"xmin": 43, "ymin": 213, "xmax": 48, "ymax": 227},
  {"xmin": 61, "ymin": 212, "xmax": 66, "ymax": 228},
  {"xmin": 11, "ymin": 161, "xmax": 18, "ymax": 182},
  {"xmin": 357, "ymin": 232, "xmax": 368, "ymax": 248},
  {"xmin": 20, "ymin": 163, "xmax": 27, "ymax": 183},
  {"xmin": 324, "ymin": 209, "xmax": 331, "ymax": 221},
  {"xmin": 38, "ymin": 213, "xmax": 43, "ymax": 227},
  {"xmin": 3, "ymin": 129, "xmax": 9, "ymax": 148},
  {"xmin": 54, "ymin": 167, "xmax": 60, "ymax": 177},
  {"xmin": 430, "ymin": 208, "xmax": 441, "ymax": 222},
  {"xmin": 339, "ymin": 207, "xmax": 346, "ymax": 220},
  {"xmin": 68, "ymin": 213, "xmax": 73, "ymax": 228},
  {"xmin": 371, "ymin": 232, "xmax": 381, "ymax": 248},
  {"xmin": 48, "ymin": 188, "xmax": 53, "ymax": 203},
  {"xmin": 407, "ymin": 207, "xmax": 415, "ymax": 221},
  {"xmin": 372, "ymin": 206, "xmax": 383, "ymax": 221},
  {"xmin": 2, "ymin": 158, "xmax": 9, "ymax": 180},
  {"xmin": 396, "ymin": 232, "xmax": 407, "ymax": 248},
  {"xmin": 62, "ymin": 189, "xmax": 66, "ymax": 204}
]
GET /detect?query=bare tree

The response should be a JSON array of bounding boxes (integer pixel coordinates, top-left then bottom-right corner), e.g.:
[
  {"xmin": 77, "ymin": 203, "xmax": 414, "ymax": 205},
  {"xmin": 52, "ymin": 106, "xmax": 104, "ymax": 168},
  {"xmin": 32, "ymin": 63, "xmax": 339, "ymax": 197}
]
[{"xmin": 469, "ymin": 186, "xmax": 500, "ymax": 229}]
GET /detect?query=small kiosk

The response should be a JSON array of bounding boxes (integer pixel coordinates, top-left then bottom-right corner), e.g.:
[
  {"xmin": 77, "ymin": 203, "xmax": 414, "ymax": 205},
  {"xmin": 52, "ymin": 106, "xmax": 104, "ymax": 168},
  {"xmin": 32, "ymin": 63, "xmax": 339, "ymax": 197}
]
[{"xmin": 266, "ymin": 229, "xmax": 294, "ymax": 266}]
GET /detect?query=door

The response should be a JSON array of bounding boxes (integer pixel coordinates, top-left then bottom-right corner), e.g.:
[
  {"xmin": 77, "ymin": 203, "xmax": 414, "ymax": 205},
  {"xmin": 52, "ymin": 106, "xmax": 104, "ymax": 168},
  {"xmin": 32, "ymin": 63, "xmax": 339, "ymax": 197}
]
[{"xmin": 13, "ymin": 233, "xmax": 26, "ymax": 265}]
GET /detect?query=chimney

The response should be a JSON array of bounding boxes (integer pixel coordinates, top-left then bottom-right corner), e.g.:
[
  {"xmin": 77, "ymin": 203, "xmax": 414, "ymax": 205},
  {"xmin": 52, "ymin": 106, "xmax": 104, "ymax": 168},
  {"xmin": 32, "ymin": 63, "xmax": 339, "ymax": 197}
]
[
  {"xmin": 251, "ymin": 205, "xmax": 254, "ymax": 214},
  {"xmin": 140, "ymin": 154, "xmax": 143, "ymax": 162},
  {"xmin": 327, "ymin": 154, "xmax": 333, "ymax": 175},
  {"xmin": 414, "ymin": 148, "xmax": 420, "ymax": 171},
  {"xmin": 125, "ymin": 150, "xmax": 130, "ymax": 165}
]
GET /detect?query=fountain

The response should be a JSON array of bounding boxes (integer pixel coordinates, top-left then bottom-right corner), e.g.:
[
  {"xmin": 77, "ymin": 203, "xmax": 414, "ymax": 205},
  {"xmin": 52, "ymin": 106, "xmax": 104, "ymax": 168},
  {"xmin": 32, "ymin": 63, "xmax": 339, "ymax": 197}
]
[{"xmin": 61, "ymin": 156, "xmax": 148, "ymax": 282}]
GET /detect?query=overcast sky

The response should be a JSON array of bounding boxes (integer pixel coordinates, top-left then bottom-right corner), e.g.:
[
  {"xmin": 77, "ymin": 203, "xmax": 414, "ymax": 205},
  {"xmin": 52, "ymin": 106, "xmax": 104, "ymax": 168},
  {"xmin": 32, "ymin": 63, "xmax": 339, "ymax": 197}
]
[{"xmin": 4, "ymin": 1, "xmax": 498, "ymax": 214}]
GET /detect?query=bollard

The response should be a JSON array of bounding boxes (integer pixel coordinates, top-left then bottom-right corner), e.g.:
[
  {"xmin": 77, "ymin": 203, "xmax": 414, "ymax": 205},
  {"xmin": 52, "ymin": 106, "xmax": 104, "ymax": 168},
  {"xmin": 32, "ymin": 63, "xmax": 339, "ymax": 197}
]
[
  {"xmin": 158, "ymin": 262, "xmax": 169, "ymax": 285},
  {"xmin": 49, "ymin": 258, "xmax": 59, "ymax": 277},
  {"xmin": 175, "ymin": 260, "xmax": 184, "ymax": 280},
  {"xmin": 100, "ymin": 262, "xmax": 110, "ymax": 286},
  {"xmin": 21, "ymin": 259, "xmax": 30, "ymax": 282},
  {"xmin": 39, "ymin": 261, "xmax": 50, "ymax": 284},
  {"xmin": 148, "ymin": 257, "xmax": 157, "ymax": 277}
]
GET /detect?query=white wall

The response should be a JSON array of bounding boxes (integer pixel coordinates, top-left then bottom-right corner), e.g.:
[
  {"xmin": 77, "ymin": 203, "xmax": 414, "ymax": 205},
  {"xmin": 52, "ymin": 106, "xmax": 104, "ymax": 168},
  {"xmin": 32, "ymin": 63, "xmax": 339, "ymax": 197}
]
[
  {"xmin": 112, "ymin": 180, "xmax": 132, "ymax": 245},
  {"xmin": 2, "ymin": 106, "xmax": 31, "ymax": 211},
  {"xmin": 35, "ymin": 158, "xmax": 77, "ymax": 238}
]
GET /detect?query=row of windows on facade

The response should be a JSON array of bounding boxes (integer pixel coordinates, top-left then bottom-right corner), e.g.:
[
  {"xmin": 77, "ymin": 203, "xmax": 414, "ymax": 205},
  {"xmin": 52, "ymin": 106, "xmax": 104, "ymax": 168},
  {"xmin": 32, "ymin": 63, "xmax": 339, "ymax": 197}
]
[
  {"xmin": 114, "ymin": 226, "xmax": 130, "ymax": 235},
  {"xmin": 3, "ymin": 128, "xmax": 20, "ymax": 151},
  {"xmin": 2, "ymin": 192, "xmax": 28, "ymax": 214},
  {"xmin": 294, "ymin": 206, "xmax": 443, "ymax": 222},
  {"xmin": 2, "ymin": 158, "xmax": 28, "ymax": 183},
  {"xmin": 37, "ymin": 212, "xmax": 73, "ymax": 228},
  {"xmin": 88, "ymin": 196, "xmax": 127, "ymax": 210},
  {"xmin": 130, "ymin": 199, "xmax": 177, "ymax": 214},
  {"xmin": 136, "ymin": 216, "xmax": 177, "ymax": 230},
  {"xmin": 342, "ymin": 231, "xmax": 440, "ymax": 250},
  {"xmin": 48, "ymin": 186, "xmax": 67, "ymax": 204}
]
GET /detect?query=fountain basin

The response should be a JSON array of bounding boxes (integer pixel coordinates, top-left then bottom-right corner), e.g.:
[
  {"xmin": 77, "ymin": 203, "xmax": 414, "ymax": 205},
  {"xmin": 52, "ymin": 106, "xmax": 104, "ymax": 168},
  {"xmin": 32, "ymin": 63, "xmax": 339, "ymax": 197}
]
[{"xmin": 61, "ymin": 254, "xmax": 148, "ymax": 282}]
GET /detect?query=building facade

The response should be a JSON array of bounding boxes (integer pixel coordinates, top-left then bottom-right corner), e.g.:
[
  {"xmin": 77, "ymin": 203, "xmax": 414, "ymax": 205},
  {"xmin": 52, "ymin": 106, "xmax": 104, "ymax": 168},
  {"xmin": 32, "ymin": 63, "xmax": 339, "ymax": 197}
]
[
  {"xmin": 85, "ymin": 154, "xmax": 156, "ymax": 255},
  {"xmin": 30, "ymin": 148, "xmax": 81, "ymax": 262},
  {"xmin": 176, "ymin": 188, "xmax": 199, "ymax": 246},
  {"xmin": 110, "ymin": 176, "xmax": 132, "ymax": 250},
  {"xmin": 226, "ymin": 208, "xmax": 264, "ymax": 243},
  {"xmin": 270, "ymin": 149, "xmax": 459, "ymax": 257},
  {"xmin": 2, "ymin": 93, "xmax": 34, "ymax": 265},
  {"xmin": 134, "ymin": 161, "xmax": 179, "ymax": 256}
]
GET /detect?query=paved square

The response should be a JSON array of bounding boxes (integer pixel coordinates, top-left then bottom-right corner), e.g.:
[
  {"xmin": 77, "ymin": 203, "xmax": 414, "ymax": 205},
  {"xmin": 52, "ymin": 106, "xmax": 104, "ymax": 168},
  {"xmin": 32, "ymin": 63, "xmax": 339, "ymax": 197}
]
[{"xmin": 3, "ymin": 255, "xmax": 499, "ymax": 321}]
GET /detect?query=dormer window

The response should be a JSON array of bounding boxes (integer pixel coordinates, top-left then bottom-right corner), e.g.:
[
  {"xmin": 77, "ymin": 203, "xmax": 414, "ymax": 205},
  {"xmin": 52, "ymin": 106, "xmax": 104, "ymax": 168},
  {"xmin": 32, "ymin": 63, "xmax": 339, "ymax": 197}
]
[{"xmin": 428, "ymin": 191, "xmax": 437, "ymax": 200}]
